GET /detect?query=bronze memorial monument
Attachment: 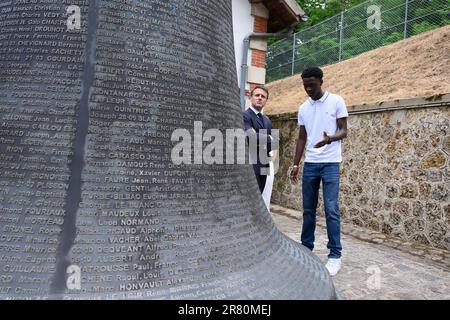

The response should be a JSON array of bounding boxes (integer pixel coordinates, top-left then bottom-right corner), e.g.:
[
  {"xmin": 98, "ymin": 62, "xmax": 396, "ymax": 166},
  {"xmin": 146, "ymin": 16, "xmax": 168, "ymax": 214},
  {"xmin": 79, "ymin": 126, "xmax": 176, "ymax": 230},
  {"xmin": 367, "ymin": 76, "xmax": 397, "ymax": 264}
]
[{"xmin": 0, "ymin": 0, "xmax": 338, "ymax": 299}]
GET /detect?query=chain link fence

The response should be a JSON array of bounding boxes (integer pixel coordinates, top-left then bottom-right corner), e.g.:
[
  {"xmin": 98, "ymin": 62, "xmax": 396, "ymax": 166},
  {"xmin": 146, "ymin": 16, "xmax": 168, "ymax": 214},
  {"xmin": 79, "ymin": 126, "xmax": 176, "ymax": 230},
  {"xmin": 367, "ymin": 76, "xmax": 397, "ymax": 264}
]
[{"xmin": 266, "ymin": 0, "xmax": 450, "ymax": 82}]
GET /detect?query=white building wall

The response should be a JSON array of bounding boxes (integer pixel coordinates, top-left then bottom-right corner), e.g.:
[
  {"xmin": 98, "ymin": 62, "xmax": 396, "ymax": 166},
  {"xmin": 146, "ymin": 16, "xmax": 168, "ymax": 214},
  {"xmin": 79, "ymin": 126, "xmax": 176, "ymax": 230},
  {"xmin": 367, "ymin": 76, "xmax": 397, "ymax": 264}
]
[{"xmin": 232, "ymin": 0, "xmax": 253, "ymax": 86}]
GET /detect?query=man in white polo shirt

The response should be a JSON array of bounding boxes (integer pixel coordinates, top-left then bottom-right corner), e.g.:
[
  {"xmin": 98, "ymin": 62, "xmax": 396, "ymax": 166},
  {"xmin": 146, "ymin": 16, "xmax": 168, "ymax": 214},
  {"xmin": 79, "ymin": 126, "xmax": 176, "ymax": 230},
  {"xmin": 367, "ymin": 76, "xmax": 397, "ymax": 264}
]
[{"xmin": 290, "ymin": 67, "xmax": 348, "ymax": 276}]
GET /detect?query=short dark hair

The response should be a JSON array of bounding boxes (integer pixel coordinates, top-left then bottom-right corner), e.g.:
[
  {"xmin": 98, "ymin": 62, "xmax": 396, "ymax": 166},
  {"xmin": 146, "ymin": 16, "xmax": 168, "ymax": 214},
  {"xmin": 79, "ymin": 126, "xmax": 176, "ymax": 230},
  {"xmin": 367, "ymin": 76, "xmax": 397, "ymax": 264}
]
[
  {"xmin": 301, "ymin": 67, "xmax": 323, "ymax": 79},
  {"xmin": 250, "ymin": 86, "xmax": 269, "ymax": 98}
]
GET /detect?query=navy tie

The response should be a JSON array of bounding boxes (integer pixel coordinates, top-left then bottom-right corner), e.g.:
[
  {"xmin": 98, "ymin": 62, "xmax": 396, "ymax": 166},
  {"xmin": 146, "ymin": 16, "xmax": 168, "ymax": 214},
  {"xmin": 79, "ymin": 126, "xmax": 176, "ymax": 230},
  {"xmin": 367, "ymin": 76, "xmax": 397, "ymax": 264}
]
[{"xmin": 257, "ymin": 113, "xmax": 264, "ymax": 127}]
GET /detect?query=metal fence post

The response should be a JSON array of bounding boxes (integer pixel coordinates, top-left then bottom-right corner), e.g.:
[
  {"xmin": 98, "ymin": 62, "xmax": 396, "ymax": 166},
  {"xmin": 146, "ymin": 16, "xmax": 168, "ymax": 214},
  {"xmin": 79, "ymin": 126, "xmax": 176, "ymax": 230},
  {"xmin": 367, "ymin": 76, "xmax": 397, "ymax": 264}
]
[
  {"xmin": 404, "ymin": 0, "xmax": 409, "ymax": 39},
  {"xmin": 291, "ymin": 33, "xmax": 296, "ymax": 75},
  {"xmin": 339, "ymin": 11, "xmax": 344, "ymax": 61}
]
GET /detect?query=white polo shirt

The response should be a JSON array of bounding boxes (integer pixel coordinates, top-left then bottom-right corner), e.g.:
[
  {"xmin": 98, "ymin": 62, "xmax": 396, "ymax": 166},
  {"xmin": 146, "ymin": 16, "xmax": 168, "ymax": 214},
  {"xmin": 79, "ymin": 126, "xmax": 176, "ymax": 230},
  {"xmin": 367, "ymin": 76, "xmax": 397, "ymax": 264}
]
[{"xmin": 297, "ymin": 91, "xmax": 348, "ymax": 163}]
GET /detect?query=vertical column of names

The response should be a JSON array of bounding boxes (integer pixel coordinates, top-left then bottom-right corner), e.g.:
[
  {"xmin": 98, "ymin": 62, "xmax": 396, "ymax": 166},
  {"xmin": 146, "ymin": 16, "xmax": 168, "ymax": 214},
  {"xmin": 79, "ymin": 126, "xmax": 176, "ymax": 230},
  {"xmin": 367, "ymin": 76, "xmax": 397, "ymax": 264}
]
[{"xmin": 0, "ymin": 0, "xmax": 88, "ymax": 297}]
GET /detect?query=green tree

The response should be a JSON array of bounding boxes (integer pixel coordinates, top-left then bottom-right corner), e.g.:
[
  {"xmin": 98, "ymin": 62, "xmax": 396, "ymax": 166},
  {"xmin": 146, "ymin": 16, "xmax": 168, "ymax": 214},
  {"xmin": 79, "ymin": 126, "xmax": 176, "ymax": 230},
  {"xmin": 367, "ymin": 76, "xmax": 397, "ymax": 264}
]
[
  {"xmin": 383, "ymin": 32, "xmax": 403, "ymax": 45},
  {"xmin": 267, "ymin": 0, "xmax": 365, "ymax": 45},
  {"xmin": 294, "ymin": 0, "xmax": 367, "ymax": 31}
]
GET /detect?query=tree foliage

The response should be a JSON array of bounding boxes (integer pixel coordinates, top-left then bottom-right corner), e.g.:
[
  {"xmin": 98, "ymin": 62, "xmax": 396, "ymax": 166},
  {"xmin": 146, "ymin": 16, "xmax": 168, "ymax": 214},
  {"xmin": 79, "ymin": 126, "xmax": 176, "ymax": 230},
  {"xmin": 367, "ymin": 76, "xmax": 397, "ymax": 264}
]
[
  {"xmin": 267, "ymin": 0, "xmax": 366, "ymax": 45},
  {"xmin": 295, "ymin": 0, "xmax": 367, "ymax": 31}
]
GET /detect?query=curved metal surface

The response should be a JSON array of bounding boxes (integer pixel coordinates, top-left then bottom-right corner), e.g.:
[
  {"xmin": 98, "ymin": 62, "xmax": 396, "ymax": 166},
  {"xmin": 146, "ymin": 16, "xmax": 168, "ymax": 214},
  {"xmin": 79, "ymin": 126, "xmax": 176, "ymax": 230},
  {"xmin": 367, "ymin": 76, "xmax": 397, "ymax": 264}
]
[{"xmin": 0, "ymin": 0, "xmax": 337, "ymax": 299}]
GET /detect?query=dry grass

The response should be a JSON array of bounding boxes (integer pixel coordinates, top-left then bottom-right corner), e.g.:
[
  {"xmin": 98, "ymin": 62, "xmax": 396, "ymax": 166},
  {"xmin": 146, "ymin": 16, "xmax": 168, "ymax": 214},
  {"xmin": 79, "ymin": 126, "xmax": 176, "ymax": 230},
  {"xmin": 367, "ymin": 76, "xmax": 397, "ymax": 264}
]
[{"xmin": 264, "ymin": 25, "xmax": 450, "ymax": 115}]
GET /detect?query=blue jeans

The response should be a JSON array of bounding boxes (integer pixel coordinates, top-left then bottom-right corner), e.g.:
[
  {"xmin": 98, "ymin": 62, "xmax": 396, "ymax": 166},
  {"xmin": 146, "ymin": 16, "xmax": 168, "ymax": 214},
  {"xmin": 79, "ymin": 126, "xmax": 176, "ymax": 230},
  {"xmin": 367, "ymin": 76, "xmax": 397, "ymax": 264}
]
[{"xmin": 301, "ymin": 162, "xmax": 342, "ymax": 259}]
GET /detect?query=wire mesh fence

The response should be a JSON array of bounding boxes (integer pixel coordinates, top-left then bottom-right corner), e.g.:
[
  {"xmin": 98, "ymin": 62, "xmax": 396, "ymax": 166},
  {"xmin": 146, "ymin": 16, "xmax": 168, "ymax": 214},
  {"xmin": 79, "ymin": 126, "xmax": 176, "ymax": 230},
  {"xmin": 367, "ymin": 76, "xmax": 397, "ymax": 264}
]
[{"xmin": 266, "ymin": 0, "xmax": 450, "ymax": 82}]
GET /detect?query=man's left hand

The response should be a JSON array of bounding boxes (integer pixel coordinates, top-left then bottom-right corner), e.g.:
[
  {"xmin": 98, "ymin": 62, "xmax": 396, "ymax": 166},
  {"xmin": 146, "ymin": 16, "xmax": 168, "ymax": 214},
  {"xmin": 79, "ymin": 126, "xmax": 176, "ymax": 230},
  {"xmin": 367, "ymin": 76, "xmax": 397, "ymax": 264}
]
[{"xmin": 314, "ymin": 131, "xmax": 330, "ymax": 148}]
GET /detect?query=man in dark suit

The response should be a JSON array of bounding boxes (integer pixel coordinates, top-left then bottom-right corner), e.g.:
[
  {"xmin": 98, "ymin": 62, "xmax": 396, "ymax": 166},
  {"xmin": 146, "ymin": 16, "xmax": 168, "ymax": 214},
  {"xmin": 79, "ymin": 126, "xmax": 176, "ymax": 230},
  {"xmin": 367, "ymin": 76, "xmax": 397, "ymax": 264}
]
[{"xmin": 243, "ymin": 86, "xmax": 274, "ymax": 193}]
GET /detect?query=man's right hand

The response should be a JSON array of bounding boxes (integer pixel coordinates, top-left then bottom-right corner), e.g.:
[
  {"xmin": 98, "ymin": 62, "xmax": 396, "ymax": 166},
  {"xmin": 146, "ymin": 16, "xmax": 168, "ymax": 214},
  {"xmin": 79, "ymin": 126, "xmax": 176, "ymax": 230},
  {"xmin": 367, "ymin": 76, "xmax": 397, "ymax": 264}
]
[{"xmin": 290, "ymin": 166, "xmax": 300, "ymax": 184}]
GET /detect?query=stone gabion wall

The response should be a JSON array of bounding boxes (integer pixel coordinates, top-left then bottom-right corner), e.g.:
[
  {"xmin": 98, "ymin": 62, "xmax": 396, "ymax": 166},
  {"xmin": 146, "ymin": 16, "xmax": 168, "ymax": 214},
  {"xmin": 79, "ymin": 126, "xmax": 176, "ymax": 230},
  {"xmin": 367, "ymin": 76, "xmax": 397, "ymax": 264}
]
[{"xmin": 270, "ymin": 106, "xmax": 450, "ymax": 250}]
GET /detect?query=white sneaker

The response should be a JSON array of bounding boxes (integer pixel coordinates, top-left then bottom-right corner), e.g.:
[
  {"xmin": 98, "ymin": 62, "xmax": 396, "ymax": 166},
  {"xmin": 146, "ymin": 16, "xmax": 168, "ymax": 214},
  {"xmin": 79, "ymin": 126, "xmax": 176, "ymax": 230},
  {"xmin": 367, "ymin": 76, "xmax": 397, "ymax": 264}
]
[{"xmin": 325, "ymin": 258, "xmax": 341, "ymax": 276}]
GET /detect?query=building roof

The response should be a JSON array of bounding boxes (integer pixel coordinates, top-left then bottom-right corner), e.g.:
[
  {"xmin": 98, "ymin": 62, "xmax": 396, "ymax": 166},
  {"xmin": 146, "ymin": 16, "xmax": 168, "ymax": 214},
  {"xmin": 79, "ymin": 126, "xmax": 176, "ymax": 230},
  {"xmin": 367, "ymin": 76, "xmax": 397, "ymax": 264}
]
[{"xmin": 259, "ymin": 0, "xmax": 307, "ymax": 32}]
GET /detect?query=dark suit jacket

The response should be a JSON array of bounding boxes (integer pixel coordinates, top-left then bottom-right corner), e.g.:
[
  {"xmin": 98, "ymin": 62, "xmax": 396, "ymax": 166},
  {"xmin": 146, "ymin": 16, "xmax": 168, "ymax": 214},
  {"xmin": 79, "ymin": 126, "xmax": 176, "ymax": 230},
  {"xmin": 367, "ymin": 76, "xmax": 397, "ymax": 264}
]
[{"xmin": 243, "ymin": 108, "xmax": 273, "ymax": 175}]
